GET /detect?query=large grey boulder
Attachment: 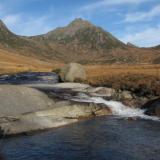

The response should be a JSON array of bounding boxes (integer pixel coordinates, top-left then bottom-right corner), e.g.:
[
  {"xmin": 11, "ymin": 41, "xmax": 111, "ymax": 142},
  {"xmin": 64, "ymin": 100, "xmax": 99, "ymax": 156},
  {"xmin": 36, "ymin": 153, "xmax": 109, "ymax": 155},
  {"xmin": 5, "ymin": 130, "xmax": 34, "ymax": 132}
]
[
  {"xmin": 60, "ymin": 63, "xmax": 86, "ymax": 82},
  {"xmin": 0, "ymin": 100, "xmax": 112, "ymax": 135},
  {"xmin": 0, "ymin": 85, "xmax": 54, "ymax": 116}
]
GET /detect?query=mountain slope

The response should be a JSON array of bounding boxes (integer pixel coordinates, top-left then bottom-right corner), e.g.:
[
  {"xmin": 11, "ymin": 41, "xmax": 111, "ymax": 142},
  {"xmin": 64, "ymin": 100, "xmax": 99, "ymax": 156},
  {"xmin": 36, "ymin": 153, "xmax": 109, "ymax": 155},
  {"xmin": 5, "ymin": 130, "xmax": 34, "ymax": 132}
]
[
  {"xmin": 0, "ymin": 20, "xmax": 56, "ymax": 60},
  {"xmin": 41, "ymin": 18, "xmax": 125, "ymax": 49},
  {"xmin": 29, "ymin": 18, "xmax": 127, "ymax": 63},
  {"xmin": 0, "ymin": 18, "xmax": 159, "ymax": 64},
  {"xmin": 0, "ymin": 48, "xmax": 54, "ymax": 74}
]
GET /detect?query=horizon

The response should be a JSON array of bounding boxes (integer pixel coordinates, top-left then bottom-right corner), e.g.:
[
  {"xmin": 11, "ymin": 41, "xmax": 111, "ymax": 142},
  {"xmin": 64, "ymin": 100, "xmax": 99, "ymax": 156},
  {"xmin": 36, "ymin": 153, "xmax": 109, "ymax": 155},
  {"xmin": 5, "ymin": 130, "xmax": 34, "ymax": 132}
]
[{"xmin": 0, "ymin": 0, "xmax": 160, "ymax": 47}]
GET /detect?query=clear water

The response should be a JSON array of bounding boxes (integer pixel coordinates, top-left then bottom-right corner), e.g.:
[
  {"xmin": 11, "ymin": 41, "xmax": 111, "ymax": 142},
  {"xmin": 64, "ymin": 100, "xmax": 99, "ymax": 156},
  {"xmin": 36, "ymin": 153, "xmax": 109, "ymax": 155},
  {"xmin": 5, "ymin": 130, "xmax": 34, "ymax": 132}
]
[
  {"xmin": 0, "ymin": 72, "xmax": 59, "ymax": 84},
  {"xmin": 1, "ymin": 117, "xmax": 160, "ymax": 160}
]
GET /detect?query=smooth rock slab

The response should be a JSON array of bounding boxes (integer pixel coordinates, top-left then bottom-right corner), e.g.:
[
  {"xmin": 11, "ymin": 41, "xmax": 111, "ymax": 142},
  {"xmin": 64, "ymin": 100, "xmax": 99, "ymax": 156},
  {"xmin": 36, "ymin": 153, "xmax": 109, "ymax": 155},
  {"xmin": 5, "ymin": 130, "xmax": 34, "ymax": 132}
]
[
  {"xmin": 0, "ymin": 102, "xmax": 111, "ymax": 135},
  {"xmin": 0, "ymin": 85, "xmax": 112, "ymax": 135},
  {"xmin": 0, "ymin": 85, "xmax": 55, "ymax": 116}
]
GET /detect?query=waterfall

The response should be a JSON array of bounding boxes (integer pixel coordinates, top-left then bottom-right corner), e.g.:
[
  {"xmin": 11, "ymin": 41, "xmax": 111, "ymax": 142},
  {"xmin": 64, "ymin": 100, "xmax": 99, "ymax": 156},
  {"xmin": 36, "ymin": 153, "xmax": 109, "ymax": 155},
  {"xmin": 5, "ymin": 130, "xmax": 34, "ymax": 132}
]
[{"xmin": 71, "ymin": 93, "xmax": 159, "ymax": 121}]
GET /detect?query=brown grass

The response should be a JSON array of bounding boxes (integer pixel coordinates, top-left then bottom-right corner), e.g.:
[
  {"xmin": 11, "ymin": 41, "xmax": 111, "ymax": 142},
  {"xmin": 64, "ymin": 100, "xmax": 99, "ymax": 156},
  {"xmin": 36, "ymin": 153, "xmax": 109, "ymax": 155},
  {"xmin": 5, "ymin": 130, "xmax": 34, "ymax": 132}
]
[
  {"xmin": 85, "ymin": 64, "xmax": 160, "ymax": 96},
  {"xmin": 0, "ymin": 48, "xmax": 63, "ymax": 74}
]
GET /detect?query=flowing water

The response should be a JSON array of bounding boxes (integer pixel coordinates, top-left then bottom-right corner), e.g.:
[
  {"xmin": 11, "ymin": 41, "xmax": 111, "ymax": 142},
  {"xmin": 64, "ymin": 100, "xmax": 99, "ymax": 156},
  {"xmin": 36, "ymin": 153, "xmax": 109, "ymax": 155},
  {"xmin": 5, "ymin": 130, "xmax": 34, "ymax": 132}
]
[
  {"xmin": 1, "ymin": 117, "xmax": 160, "ymax": 160},
  {"xmin": 71, "ymin": 94, "xmax": 159, "ymax": 121},
  {"xmin": 0, "ymin": 72, "xmax": 59, "ymax": 84}
]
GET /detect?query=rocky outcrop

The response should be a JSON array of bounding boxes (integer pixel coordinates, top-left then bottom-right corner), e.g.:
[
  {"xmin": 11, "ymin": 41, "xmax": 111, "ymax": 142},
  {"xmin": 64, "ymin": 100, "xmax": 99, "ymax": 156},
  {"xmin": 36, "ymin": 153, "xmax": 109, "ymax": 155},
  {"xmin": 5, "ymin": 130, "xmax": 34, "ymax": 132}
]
[
  {"xmin": 0, "ymin": 85, "xmax": 111, "ymax": 136},
  {"xmin": 60, "ymin": 63, "xmax": 86, "ymax": 82},
  {"xmin": 0, "ymin": 101, "xmax": 112, "ymax": 135},
  {"xmin": 87, "ymin": 87, "xmax": 116, "ymax": 98}
]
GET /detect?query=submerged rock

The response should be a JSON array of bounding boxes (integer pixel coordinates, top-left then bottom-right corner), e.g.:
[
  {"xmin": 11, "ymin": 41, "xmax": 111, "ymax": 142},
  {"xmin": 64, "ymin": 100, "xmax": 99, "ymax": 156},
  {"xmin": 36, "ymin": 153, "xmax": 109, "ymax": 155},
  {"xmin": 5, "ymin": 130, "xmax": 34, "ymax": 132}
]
[{"xmin": 60, "ymin": 63, "xmax": 86, "ymax": 82}]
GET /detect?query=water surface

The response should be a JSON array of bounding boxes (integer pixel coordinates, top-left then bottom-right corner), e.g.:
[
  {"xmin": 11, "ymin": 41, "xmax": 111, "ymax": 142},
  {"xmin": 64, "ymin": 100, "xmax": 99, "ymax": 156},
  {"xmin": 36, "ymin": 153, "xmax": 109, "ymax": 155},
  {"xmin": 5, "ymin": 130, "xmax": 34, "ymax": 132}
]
[{"xmin": 1, "ymin": 117, "xmax": 160, "ymax": 160}]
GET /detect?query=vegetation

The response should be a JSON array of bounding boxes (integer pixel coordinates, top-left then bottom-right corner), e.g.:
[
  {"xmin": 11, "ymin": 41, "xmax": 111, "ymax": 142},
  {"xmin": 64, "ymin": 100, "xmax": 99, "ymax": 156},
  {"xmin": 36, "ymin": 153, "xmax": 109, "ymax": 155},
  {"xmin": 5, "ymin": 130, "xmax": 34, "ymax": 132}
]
[{"xmin": 85, "ymin": 64, "xmax": 160, "ymax": 96}]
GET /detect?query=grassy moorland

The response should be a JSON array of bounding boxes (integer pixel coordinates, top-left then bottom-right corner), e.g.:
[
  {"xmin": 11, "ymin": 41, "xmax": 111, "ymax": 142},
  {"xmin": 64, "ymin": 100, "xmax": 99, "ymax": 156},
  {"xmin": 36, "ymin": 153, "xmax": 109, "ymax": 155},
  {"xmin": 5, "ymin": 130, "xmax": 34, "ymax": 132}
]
[
  {"xmin": 85, "ymin": 64, "xmax": 160, "ymax": 96},
  {"xmin": 0, "ymin": 48, "xmax": 62, "ymax": 74},
  {"xmin": 0, "ymin": 48, "xmax": 159, "ymax": 96}
]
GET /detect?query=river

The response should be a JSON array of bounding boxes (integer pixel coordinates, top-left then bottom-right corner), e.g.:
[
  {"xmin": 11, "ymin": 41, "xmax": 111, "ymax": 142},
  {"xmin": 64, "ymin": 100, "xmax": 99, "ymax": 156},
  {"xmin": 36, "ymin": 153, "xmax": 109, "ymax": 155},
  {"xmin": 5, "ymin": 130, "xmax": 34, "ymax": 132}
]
[{"xmin": 0, "ymin": 117, "xmax": 160, "ymax": 160}]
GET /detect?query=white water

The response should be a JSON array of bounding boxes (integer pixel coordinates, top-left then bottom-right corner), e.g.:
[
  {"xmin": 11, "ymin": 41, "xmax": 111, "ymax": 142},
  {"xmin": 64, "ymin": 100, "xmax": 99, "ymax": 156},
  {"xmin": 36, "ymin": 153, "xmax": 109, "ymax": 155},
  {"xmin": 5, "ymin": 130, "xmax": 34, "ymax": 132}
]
[{"xmin": 71, "ymin": 93, "xmax": 159, "ymax": 121}]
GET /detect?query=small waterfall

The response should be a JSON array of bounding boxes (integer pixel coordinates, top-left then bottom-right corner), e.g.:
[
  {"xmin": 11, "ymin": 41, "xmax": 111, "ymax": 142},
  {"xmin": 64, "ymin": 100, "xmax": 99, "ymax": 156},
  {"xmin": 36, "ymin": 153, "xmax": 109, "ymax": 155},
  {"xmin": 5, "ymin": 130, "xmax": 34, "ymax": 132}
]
[{"xmin": 71, "ymin": 93, "xmax": 159, "ymax": 121}]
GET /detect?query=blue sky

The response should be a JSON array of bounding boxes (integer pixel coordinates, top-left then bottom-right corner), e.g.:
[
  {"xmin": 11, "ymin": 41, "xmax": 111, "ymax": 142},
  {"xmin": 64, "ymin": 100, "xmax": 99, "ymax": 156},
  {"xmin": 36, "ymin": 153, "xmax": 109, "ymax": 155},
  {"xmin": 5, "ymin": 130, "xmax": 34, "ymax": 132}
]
[{"xmin": 0, "ymin": 0, "xmax": 160, "ymax": 47}]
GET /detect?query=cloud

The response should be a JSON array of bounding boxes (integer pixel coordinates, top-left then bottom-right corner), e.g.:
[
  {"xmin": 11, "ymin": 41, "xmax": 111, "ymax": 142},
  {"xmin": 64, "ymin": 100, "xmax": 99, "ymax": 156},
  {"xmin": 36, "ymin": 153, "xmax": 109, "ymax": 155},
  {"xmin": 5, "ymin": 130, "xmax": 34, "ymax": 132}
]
[
  {"xmin": 2, "ymin": 14, "xmax": 21, "ymax": 26},
  {"xmin": 120, "ymin": 25, "xmax": 160, "ymax": 47},
  {"xmin": 125, "ymin": 4, "xmax": 160, "ymax": 22},
  {"xmin": 1, "ymin": 12, "xmax": 82, "ymax": 36},
  {"xmin": 80, "ymin": 0, "xmax": 152, "ymax": 12}
]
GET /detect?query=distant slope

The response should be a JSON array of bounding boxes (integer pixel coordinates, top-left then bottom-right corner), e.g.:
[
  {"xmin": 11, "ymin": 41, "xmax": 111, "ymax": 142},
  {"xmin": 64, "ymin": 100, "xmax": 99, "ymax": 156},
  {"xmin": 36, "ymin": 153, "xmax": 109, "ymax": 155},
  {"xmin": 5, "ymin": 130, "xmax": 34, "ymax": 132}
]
[
  {"xmin": 154, "ymin": 45, "xmax": 160, "ymax": 49},
  {"xmin": 0, "ymin": 48, "xmax": 54, "ymax": 74},
  {"xmin": 0, "ymin": 18, "xmax": 160, "ymax": 64}
]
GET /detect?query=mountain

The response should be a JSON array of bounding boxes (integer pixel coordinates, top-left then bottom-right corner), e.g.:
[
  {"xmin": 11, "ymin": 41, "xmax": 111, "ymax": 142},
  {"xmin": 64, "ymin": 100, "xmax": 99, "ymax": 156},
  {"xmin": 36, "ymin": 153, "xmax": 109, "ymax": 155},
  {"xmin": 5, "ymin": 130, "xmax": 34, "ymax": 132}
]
[
  {"xmin": 127, "ymin": 42, "xmax": 138, "ymax": 48},
  {"xmin": 0, "ymin": 20, "xmax": 54, "ymax": 60},
  {"xmin": 154, "ymin": 45, "xmax": 160, "ymax": 49},
  {"xmin": 36, "ymin": 18, "xmax": 125, "ymax": 49},
  {"xmin": 0, "ymin": 18, "xmax": 160, "ymax": 64}
]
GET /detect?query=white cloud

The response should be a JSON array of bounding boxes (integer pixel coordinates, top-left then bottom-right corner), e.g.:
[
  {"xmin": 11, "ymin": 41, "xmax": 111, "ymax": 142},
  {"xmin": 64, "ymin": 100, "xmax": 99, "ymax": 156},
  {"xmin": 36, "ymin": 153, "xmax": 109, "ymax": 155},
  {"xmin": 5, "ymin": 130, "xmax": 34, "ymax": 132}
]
[
  {"xmin": 1, "ymin": 13, "xmax": 82, "ymax": 36},
  {"xmin": 125, "ymin": 4, "xmax": 160, "ymax": 22},
  {"xmin": 120, "ymin": 25, "xmax": 160, "ymax": 47},
  {"xmin": 80, "ymin": 0, "xmax": 153, "ymax": 12},
  {"xmin": 2, "ymin": 14, "xmax": 21, "ymax": 26}
]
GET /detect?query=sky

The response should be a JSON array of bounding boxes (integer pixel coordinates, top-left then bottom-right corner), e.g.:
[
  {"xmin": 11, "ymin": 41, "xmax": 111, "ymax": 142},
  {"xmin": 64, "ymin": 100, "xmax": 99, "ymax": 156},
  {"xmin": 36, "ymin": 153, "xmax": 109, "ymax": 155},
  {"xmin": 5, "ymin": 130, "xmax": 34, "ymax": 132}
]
[{"xmin": 0, "ymin": 0, "xmax": 160, "ymax": 47}]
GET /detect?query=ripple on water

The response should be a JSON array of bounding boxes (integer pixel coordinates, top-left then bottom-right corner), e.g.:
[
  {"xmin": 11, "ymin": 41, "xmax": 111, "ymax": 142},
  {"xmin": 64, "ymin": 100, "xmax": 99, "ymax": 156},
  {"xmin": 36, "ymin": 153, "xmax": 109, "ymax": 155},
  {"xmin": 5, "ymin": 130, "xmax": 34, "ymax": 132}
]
[{"xmin": 1, "ymin": 117, "xmax": 160, "ymax": 160}]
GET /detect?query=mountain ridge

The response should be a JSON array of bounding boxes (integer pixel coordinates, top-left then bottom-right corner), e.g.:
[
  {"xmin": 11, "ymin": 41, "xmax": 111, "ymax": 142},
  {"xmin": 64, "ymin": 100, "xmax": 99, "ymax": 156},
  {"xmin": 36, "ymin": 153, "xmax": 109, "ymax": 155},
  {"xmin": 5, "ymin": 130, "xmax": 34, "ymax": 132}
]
[{"xmin": 0, "ymin": 18, "xmax": 159, "ymax": 64}]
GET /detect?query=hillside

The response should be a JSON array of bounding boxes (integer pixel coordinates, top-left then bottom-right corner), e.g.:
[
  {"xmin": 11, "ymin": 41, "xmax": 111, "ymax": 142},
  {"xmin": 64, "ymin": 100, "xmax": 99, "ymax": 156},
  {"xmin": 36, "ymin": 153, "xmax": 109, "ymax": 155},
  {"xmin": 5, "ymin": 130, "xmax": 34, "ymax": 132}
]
[
  {"xmin": 0, "ymin": 18, "xmax": 160, "ymax": 64},
  {"xmin": 0, "ymin": 48, "xmax": 55, "ymax": 74}
]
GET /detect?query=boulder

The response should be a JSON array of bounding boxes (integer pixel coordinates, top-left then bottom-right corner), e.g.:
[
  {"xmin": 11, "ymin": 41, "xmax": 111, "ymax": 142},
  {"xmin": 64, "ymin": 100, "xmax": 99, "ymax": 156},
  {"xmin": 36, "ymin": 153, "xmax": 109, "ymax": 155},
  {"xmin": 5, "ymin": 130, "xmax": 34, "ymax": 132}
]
[
  {"xmin": 142, "ymin": 98, "xmax": 160, "ymax": 117},
  {"xmin": 0, "ymin": 101, "xmax": 112, "ymax": 136},
  {"xmin": 87, "ymin": 87, "xmax": 116, "ymax": 97},
  {"xmin": 60, "ymin": 63, "xmax": 86, "ymax": 82},
  {"xmin": 120, "ymin": 91, "xmax": 133, "ymax": 100},
  {"xmin": 0, "ymin": 85, "xmax": 55, "ymax": 116},
  {"xmin": 0, "ymin": 85, "xmax": 112, "ymax": 135}
]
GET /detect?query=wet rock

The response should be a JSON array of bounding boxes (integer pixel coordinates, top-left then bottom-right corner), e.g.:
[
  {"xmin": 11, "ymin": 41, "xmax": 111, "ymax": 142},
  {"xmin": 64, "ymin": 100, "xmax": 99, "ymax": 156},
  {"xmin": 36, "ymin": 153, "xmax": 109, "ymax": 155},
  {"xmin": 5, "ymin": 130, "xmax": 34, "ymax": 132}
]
[
  {"xmin": 52, "ymin": 83, "xmax": 90, "ymax": 92},
  {"xmin": 87, "ymin": 87, "xmax": 116, "ymax": 97},
  {"xmin": 125, "ymin": 117, "xmax": 137, "ymax": 121},
  {"xmin": 0, "ymin": 101, "xmax": 112, "ymax": 135},
  {"xmin": 142, "ymin": 98, "xmax": 160, "ymax": 117},
  {"xmin": 60, "ymin": 63, "xmax": 86, "ymax": 82},
  {"xmin": 0, "ymin": 85, "xmax": 112, "ymax": 135},
  {"xmin": 122, "ymin": 97, "xmax": 148, "ymax": 108},
  {"xmin": 120, "ymin": 91, "xmax": 133, "ymax": 100}
]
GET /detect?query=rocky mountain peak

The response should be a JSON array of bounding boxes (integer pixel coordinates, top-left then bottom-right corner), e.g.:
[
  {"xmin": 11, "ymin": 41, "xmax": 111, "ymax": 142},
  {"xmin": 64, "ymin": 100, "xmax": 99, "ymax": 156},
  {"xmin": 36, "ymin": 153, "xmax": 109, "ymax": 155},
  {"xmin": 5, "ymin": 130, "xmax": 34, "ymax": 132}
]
[{"xmin": 68, "ymin": 18, "xmax": 93, "ymax": 28}]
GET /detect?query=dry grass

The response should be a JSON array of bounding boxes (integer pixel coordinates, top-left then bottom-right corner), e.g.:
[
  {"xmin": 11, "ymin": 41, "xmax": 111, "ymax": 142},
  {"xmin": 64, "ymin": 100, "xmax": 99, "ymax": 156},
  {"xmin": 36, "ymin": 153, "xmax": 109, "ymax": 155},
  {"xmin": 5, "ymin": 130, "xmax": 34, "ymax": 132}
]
[
  {"xmin": 0, "ymin": 48, "xmax": 63, "ymax": 74},
  {"xmin": 85, "ymin": 64, "xmax": 160, "ymax": 96}
]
